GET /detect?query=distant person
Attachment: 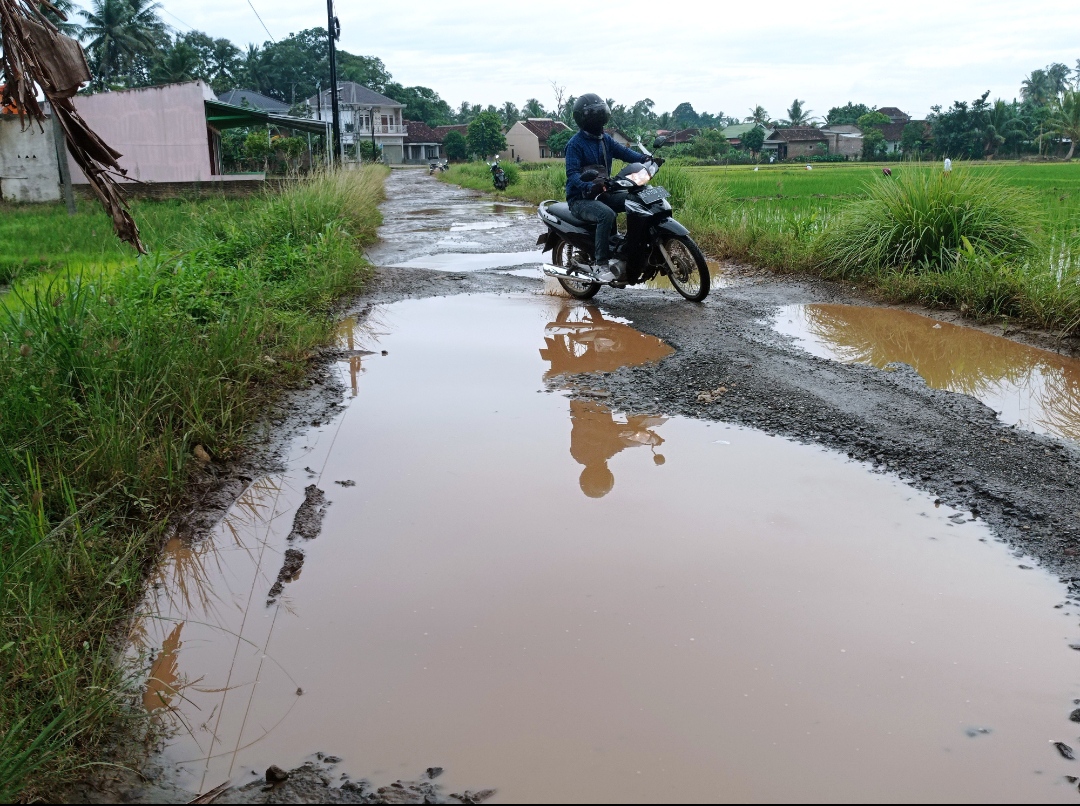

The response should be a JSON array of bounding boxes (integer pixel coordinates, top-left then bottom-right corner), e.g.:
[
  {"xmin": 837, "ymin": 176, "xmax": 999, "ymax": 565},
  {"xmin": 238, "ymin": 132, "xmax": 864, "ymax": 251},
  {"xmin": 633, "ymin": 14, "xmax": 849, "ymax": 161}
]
[
  {"xmin": 564, "ymin": 93, "xmax": 652, "ymax": 284},
  {"xmin": 882, "ymin": 167, "xmax": 892, "ymax": 177},
  {"xmin": 943, "ymin": 157, "xmax": 952, "ymax": 176}
]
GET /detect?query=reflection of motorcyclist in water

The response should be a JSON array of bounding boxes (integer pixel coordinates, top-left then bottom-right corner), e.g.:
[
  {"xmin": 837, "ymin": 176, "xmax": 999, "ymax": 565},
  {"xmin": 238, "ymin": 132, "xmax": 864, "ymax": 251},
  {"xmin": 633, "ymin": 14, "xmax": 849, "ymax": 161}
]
[
  {"xmin": 539, "ymin": 304, "xmax": 671, "ymax": 498},
  {"xmin": 570, "ymin": 399, "xmax": 666, "ymax": 498}
]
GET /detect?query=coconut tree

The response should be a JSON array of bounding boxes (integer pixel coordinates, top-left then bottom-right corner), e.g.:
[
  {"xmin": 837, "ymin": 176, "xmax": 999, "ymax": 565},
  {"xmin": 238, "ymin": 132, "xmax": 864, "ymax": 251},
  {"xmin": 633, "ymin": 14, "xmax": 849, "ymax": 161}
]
[
  {"xmin": 782, "ymin": 98, "xmax": 815, "ymax": 127},
  {"xmin": 1048, "ymin": 90, "xmax": 1080, "ymax": 159},
  {"xmin": 80, "ymin": 0, "xmax": 166, "ymax": 86},
  {"xmin": 38, "ymin": 0, "xmax": 81, "ymax": 35},
  {"xmin": 746, "ymin": 104, "xmax": 770, "ymax": 126},
  {"xmin": 207, "ymin": 38, "xmax": 240, "ymax": 92},
  {"xmin": 1021, "ymin": 69, "xmax": 1053, "ymax": 107}
]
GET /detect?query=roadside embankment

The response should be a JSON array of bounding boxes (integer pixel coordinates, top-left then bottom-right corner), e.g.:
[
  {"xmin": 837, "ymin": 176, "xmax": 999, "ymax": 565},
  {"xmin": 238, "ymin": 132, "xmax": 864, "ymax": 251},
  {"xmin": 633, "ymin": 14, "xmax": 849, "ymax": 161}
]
[
  {"xmin": 441, "ymin": 160, "xmax": 1080, "ymax": 337},
  {"xmin": 0, "ymin": 166, "xmax": 388, "ymax": 802}
]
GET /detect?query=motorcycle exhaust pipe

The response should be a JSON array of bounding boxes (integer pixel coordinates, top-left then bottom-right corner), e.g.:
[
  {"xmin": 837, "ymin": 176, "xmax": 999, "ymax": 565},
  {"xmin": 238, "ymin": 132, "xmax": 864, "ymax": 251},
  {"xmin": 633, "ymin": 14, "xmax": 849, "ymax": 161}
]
[{"xmin": 542, "ymin": 264, "xmax": 591, "ymax": 280}]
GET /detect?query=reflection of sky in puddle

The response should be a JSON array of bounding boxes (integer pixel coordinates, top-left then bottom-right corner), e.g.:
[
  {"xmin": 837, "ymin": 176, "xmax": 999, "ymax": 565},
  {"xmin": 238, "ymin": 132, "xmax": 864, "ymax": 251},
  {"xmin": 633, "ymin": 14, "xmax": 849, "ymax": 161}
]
[
  {"xmin": 775, "ymin": 303, "xmax": 1080, "ymax": 441},
  {"xmin": 133, "ymin": 294, "xmax": 1080, "ymax": 803},
  {"xmin": 390, "ymin": 250, "xmax": 549, "ymax": 272},
  {"xmin": 450, "ymin": 220, "xmax": 513, "ymax": 231}
]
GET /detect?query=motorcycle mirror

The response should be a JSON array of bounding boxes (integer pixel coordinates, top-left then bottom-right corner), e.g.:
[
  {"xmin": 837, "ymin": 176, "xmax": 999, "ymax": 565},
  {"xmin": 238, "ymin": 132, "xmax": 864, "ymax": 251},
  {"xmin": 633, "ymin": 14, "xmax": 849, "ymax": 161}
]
[
  {"xmin": 652, "ymin": 135, "xmax": 668, "ymax": 149},
  {"xmin": 580, "ymin": 169, "xmax": 599, "ymax": 182}
]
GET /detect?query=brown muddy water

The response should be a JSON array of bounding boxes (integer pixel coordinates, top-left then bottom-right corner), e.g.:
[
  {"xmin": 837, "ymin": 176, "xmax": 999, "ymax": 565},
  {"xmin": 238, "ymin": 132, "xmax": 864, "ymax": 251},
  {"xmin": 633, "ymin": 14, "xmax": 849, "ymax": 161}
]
[
  {"xmin": 134, "ymin": 294, "xmax": 1080, "ymax": 803},
  {"xmin": 775, "ymin": 303, "xmax": 1080, "ymax": 443}
]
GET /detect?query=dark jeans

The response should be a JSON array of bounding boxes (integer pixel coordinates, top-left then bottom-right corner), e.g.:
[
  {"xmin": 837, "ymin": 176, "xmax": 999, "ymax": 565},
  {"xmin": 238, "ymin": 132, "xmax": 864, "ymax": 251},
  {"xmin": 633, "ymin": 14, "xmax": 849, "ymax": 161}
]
[{"xmin": 569, "ymin": 192, "xmax": 627, "ymax": 263}]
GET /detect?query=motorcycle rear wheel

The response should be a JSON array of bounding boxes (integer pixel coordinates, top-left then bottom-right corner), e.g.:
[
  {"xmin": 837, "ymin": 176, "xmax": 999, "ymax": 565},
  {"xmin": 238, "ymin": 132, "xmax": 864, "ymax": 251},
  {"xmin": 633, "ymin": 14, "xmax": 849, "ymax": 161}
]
[
  {"xmin": 552, "ymin": 240, "xmax": 601, "ymax": 300},
  {"xmin": 661, "ymin": 235, "xmax": 710, "ymax": 302}
]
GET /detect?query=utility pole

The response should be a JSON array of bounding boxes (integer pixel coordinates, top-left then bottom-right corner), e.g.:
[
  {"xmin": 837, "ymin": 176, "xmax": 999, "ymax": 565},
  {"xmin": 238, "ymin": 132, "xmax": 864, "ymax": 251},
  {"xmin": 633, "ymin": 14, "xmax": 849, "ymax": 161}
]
[{"xmin": 325, "ymin": 0, "xmax": 341, "ymax": 162}]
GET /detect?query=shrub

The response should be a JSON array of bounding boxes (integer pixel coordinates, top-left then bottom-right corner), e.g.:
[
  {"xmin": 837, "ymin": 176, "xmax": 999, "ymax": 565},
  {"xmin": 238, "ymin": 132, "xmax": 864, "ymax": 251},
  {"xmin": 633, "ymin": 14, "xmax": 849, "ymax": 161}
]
[{"xmin": 818, "ymin": 168, "xmax": 1039, "ymax": 276}]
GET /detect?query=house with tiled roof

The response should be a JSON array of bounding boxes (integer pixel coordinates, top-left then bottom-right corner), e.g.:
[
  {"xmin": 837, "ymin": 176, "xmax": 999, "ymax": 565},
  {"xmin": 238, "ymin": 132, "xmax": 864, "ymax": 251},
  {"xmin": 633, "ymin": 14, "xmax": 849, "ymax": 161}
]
[
  {"xmin": 500, "ymin": 118, "xmax": 571, "ymax": 161},
  {"xmin": 403, "ymin": 121, "xmax": 443, "ymax": 163},
  {"xmin": 764, "ymin": 127, "xmax": 829, "ymax": 160}
]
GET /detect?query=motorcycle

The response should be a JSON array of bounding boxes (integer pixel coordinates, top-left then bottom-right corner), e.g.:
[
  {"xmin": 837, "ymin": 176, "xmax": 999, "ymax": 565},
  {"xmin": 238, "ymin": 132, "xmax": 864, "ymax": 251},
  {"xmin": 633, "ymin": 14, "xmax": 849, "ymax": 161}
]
[
  {"xmin": 536, "ymin": 136, "xmax": 710, "ymax": 302},
  {"xmin": 490, "ymin": 158, "xmax": 509, "ymax": 191},
  {"xmin": 428, "ymin": 159, "xmax": 449, "ymax": 175}
]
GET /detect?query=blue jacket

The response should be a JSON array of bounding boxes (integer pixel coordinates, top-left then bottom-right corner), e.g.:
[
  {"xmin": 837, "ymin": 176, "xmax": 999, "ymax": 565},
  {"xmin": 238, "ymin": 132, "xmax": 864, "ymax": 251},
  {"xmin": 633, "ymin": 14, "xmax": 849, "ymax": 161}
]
[{"xmin": 564, "ymin": 131, "xmax": 647, "ymax": 202}]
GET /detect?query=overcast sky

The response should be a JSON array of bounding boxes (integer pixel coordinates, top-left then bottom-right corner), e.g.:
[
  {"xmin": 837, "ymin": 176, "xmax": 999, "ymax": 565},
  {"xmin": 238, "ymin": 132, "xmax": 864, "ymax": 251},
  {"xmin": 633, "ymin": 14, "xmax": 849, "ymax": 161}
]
[{"xmin": 76, "ymin": 0, "xmax": 1077, "ymax": 120}]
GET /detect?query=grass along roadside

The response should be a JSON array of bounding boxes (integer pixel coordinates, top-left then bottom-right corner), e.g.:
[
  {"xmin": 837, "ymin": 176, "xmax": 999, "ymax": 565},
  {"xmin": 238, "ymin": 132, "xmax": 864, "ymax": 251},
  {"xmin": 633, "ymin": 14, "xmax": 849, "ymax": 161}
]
[
  {"xmin": 441, "ymin": 159, "xmax": 1080, "ymax": 334},
  {"xmin": 0, "ymin": 166, "xmax": 388, "ymax": 802}
]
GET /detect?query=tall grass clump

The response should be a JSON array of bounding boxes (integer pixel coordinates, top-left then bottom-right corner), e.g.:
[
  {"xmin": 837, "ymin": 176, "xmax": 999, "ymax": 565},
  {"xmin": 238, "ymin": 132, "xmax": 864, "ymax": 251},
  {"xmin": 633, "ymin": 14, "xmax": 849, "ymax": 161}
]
[
  {"xmin": 819, "ymin": 168, "xmax": 1040, "ymax": 277},
  {"xmin": 0, "ymin": 166, "xmax": 387, "ymax": 802}
]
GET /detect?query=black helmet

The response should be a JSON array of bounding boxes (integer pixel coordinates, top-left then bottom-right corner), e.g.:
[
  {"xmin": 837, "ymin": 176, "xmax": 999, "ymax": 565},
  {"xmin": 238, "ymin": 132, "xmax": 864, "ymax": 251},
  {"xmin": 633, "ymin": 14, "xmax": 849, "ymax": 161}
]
[{"xmin": 573, "ymin": 94, "xmax": 610, "ymax": 136}]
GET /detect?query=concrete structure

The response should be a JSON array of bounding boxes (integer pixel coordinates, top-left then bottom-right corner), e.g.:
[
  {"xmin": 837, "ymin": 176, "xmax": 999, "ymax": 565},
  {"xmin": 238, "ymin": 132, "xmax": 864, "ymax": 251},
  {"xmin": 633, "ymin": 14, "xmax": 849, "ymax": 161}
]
[
  {"xmin": 764, "ymin": 127, "xmax": 829, "ymax": 160},
  {"xmin": 67, "ymin": 82, "xmax": 223, "ymax": 183},
  {"xmin": 0, "ymin": 114, "xmax": 61, "ymax": 202},
  {"xmin": 500, "ymin": 118, "xmax": 571, "ymax": 161},
  {"xmin": 66, "ymin": 81, "xmax": 328, "ymax": 185},
  {"xmin": 307, "ymin": 82, "xmax": 405, "ymax": 163},
  {"xmin": 820, "ymin": 124, "xmax": 863, "ymax": 158}
]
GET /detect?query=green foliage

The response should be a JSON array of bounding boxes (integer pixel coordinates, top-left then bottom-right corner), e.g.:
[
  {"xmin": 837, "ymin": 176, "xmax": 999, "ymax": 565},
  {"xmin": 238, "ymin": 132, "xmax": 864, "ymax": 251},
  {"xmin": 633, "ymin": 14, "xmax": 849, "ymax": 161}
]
[
  {"xmin": 383, "ymin": 83, "xmax": 453, "ymax": 126},
  {"xmin": 689, "ymin": 129, "xmax": 731, "ymax": 160},
  {"xmin": 782, "ymin": 99, "xmax": 814, "ymax": 127},
  {"xmin": 827, "ymin": 103, "xmax": 871, "ymax": 125},
  {"xmin": 356, "ymin": 140, "xmax": 379, "ymax": 162},
  {"xmin": 466, "ymin": 111, "xmax": 507, "ymax": 158},
  {"xmin": 443, "ymin": 131, "xmax": 468, "ymax": 161},
  {"xmin": 857, "ymin": 111, "xmax": 891, "ymax": 130},
  {"xmin": 0, "ymin": 168, "xmax": 388, "ymax": 802},
  {"xmin": 741, "ymin": 126, "xmax": 765, "ymax": 154},
  {"xmin": 861, "ymin": 129, "xmax": 887, "ymax": 161},
  {"xmin": 900, "ymin": 122, "xmax": 928, "ymax": 159},
  {"xmin": 546, "ymin": 128, "xmax": 574, "ymax": 157},
  {"xmin": 244, "ymin": 130, "xmax": 273, "ymax": 167},
  {"xmin": 818, "ymin": 168, "xmax": 1039, "ymax": 275}
]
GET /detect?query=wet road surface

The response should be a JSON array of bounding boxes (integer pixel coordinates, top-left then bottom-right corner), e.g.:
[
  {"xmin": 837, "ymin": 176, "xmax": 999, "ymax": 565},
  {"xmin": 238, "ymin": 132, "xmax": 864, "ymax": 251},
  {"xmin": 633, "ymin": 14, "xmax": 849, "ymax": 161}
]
[{"xmin": 130, "ymin": 170, "xmax": 1080, "ymax": 803}]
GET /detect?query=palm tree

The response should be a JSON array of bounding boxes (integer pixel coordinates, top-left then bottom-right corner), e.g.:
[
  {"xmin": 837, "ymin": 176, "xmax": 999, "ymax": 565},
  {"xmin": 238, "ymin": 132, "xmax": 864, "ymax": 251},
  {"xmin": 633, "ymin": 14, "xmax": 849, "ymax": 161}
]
[
  {"xmin": 522, "ymin": 98, "xmax": 545, "ymax": 118},
  {"xmin": 746, "ymin": 105, "xmax": 769, "ymax": 126},
  {"xmin": 150, "ymin": 39, "xmax": 199, "ymax": 85},
  {"xmin": 1021, "ymin": 69, "xmax": 1053, "ymax": 106},
  {"xmin": 239, "ymin": 44, "xmax": 265, "ymax": 93},
  {"xmin": 1048, "ymin": 90, "xmax": 1080, "ymax": 159},
  {"xmin": 39, "ymin": 0, "xmax": 83, "ymax": 36},
  {"xmin": 207, "ymin": 37, "xmax": 240, "ymax": 91},
  {"xmin": 499, "ymin": 101, "xmax": 519, "ymax": 127},
  {"xmin": 783, "ymin": 98, "xmax": 815, "ymax": 127},
  {"xmin": 80, "ymin": 0, "xmax": 166, "ymax": 86}
]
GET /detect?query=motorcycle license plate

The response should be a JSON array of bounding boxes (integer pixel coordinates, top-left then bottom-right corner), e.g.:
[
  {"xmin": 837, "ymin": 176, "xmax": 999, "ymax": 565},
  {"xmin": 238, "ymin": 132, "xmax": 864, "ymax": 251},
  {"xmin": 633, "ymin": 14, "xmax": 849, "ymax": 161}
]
[{"xmin": 637, "ymin": 186, "xmax": 669, "ymax": 205}]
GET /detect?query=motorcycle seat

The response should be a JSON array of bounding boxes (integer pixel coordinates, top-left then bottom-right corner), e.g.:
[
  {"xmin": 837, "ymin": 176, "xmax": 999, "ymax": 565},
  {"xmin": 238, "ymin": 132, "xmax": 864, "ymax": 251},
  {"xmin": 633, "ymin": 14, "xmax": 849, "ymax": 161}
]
[{"xmin": 547, "ymin": 202, "xmax": 590, "ymax": 228}]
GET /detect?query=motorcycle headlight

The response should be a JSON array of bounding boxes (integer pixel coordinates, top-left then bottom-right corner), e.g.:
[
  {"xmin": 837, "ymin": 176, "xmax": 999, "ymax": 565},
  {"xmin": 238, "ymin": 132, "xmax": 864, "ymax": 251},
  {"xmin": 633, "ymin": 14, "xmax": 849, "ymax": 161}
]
[{"xmin": 626, "ymin": 168, "xmax": 652, "ymax": 186}]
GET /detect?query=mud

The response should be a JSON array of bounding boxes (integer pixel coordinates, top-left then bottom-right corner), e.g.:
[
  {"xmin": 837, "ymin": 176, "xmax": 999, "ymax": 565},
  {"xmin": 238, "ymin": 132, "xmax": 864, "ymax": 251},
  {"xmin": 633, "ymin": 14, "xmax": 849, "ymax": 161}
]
[
  {"xmin": 111, "ymin": 170, "xmax": 1080, "ymax": 803},
  {"xmin": 286, "ymin": 485, "xmax": 328, "ymax": 542}
]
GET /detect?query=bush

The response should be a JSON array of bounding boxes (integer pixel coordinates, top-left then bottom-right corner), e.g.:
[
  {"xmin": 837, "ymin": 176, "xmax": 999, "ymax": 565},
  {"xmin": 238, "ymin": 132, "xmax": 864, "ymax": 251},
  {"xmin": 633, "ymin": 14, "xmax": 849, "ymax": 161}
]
[{"xmin": 818, "ymin": 167, "xmax": 1039, "ymax": 276}]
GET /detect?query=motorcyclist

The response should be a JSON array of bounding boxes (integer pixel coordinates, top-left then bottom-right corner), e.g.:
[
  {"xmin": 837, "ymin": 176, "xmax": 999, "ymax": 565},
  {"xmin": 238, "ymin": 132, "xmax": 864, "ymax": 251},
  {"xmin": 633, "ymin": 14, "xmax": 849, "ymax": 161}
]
[{"xmin": 564, "ymin": 94, "xmax": 655, "ymax": 283}]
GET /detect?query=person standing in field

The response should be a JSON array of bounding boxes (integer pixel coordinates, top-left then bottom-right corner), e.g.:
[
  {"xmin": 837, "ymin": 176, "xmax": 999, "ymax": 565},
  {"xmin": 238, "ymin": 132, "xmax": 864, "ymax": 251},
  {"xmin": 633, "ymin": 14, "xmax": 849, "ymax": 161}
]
[{"xmin": 943, "ymin": 157, "xmax": 952, "ymax": 176}]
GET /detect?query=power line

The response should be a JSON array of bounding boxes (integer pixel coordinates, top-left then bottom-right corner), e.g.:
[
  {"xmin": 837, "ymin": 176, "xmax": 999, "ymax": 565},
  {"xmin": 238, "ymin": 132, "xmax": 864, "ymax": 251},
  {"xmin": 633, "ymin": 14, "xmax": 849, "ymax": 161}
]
[
  {"xmin": 244, "ymin": 0, "xmax": 276, "ymax": 43},
  {"xmin": 157, "ymin": 5, "xmax": 195, "ymax": 31}
]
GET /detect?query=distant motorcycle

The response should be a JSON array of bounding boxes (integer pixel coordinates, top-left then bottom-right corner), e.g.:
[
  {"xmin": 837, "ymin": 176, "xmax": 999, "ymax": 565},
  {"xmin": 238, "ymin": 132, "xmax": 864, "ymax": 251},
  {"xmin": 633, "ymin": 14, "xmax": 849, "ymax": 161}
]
[
  {"xmin": 490, "ymin": 158, "xmax": 509, "ymax": 190},
  {"xmin": 537, "ymin": 135, "xmax": 710, "ymax": 302},
  {"xmin": 428, "ymin": 159, "xmax": 448, "ymax": 175}
]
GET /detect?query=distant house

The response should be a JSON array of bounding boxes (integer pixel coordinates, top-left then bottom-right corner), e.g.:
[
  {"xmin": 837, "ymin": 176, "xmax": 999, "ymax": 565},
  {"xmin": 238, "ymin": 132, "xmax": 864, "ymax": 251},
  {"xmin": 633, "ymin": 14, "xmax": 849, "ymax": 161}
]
[
  {"xmin": 501, "ymin": 118, "xmax": 571, "ymax": 161},
  {"xmin": 721, "ymin": 122, "xmax": 766, "ymax": 147},
  {"xmin": 764, "ymin": 127, "xmax": 829, "ymax": 160},
  {"xmin": 403, "ymin": 121, "xmax": 443, "ymax": 163},
  {"xmin": 665, "ymin": 128, "xmax": 699, "ymax": 144},
  {"xmin": 217, "ymin": 89, "xmax": 289, "ymax": 114},
  {"xmin": 871, "ymin": 107, "xmax": 930, "ymax": 154},
  {"xmin": 307, "ymin": 82, "xmax": 405, "ymax": 163},
  {"xmin": 605, "ymin": 128, "xmax": 632, "ymax": 147},
  {"xmin": 820, "ymin": 123, "xmax": 863, "ymax": 158}
]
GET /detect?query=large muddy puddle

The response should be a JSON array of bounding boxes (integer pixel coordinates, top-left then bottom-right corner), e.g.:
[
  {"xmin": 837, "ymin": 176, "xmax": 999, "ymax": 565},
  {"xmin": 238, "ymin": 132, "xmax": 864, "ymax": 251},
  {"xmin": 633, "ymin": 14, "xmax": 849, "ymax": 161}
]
[
  {"xmin": 775, "ymin": 303, "xmax": 1080, "ymax": 442},
  {"xmin": 135, "ymin": 294, "xmax": 1080, "ymax": 802}
]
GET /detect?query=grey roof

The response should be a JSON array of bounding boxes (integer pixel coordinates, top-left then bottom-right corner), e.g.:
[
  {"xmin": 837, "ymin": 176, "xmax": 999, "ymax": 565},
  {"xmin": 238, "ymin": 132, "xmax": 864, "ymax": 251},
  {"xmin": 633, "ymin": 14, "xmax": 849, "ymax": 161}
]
[
  {"xmin": 305, "ymin": 82, "xmax": 403, "ymax": 109},
  {"xmin": 217, "ymin": 89, "xmax": 290, "ymax": 113}
]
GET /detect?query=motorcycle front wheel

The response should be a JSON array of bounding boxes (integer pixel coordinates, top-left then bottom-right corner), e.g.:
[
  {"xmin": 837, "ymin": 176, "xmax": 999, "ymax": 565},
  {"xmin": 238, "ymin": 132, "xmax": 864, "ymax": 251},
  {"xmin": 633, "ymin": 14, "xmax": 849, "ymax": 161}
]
[
  {"xmin": 552, "ymin": 239, "xmax": 601, "ymax": 300},
  {"xmin": 661, "ymin": 235, "xmax": 710, "ymax": 302}
]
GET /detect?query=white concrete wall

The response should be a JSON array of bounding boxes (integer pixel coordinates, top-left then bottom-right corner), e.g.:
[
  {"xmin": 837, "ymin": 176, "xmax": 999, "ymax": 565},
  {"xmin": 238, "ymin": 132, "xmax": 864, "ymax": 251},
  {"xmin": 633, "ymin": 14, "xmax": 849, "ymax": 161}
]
[
  {"xmin": 0, "ymin": 115, "xmax": 61, "ymax": 202},
  {"xmin": 500, "ymin": 121, "xmax": 540, "ymax": 162},
  {"xmin": 67, "ymin": 81, "xmax": 216, "ymax": 183}
]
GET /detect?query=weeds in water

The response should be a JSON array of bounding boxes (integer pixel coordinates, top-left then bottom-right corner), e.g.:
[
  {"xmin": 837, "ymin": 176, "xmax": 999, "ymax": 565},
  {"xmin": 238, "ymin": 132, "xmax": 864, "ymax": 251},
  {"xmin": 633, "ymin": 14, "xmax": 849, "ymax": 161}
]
[{"xmin": 0, "ymin": 167, "xmax": 387, "ymax": 801}]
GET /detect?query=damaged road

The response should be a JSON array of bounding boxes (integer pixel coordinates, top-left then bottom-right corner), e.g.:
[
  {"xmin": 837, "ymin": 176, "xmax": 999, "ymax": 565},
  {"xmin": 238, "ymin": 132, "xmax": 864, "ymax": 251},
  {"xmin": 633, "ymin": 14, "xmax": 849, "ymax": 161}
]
[{"xmin": 109, "ymin": 169, "xmax": 1080, "ymax": 803}]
